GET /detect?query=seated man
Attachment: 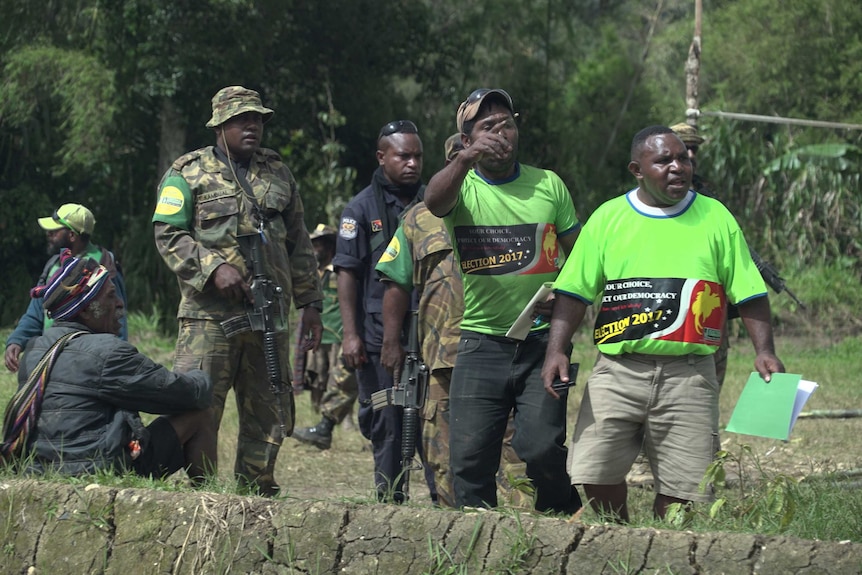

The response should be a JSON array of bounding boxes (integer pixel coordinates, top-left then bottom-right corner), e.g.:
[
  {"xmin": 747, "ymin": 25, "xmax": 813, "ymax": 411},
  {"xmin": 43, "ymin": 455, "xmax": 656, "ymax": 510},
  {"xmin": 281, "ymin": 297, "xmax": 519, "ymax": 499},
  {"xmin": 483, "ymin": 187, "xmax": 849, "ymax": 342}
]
[
  {"xmin": 5, "ymin": 202, "xmax": 128, "ymax": 373},
  {"xmin": 1, "ymin": 250, "xmax": 216, "ymax": 485}
]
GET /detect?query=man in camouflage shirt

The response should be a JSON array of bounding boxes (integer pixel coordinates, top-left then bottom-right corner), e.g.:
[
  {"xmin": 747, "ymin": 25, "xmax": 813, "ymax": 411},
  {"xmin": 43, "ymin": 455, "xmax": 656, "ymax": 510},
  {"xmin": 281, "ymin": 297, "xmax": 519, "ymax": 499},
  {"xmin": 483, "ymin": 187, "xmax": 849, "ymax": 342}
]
[
  {"xmin": 375, "ymin": 135, "xmax": 528, "ymax": 508},
  {"xmin": 152, "ymin": 86, "xmax": 323, "ymax": 496},
  {"xmin": 292, "ymin": 224, "xmax": 358, "ymax": 449}
]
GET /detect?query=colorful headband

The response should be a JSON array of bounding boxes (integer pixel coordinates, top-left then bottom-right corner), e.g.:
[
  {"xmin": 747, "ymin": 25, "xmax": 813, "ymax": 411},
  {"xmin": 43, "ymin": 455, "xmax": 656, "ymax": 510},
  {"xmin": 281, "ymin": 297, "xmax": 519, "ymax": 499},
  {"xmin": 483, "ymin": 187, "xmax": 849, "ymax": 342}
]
[{"xmin": 31, "ymin": 249, "xmax": 110, "ymax": 321}]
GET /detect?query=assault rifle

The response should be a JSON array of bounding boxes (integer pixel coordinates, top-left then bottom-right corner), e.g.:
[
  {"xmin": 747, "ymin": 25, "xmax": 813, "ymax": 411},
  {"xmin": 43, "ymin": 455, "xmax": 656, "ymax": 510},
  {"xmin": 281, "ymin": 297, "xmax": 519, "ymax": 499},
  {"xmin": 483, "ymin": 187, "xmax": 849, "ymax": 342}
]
[
  {"xmin": 749, "ymin": 247, "xmax": 806, "ymax": 309},
  {"xmin": 370, "ymin": 311, "xmax": 429, "ymax": 500},
  {"xmin": 221, "ymin": 230, "xmax": 290, "ymax": 438}
]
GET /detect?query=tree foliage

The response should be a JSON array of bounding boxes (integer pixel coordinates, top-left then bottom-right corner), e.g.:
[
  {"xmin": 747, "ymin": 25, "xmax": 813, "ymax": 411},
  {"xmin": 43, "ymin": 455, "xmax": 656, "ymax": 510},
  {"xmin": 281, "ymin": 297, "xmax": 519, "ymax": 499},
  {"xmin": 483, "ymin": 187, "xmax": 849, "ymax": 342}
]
[{"xmin": 1, "ymin": 0, "xmax": 860, "ymax": 327}]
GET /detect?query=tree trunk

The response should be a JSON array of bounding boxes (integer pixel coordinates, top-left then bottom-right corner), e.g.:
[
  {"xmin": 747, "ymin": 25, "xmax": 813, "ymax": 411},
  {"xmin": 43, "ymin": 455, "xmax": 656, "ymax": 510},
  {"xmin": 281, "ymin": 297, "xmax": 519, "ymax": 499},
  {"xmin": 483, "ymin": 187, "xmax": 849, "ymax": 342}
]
[{"xmin": 157, "ymin": 98, "xmax": 187, "ymax": 189}]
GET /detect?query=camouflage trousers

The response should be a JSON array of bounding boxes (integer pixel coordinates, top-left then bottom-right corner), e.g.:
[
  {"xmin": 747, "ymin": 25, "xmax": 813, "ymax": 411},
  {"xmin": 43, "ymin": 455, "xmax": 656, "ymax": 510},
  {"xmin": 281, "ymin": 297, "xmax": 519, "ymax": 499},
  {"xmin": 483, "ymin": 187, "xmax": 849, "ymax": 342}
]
[
  {"xmin": 423, "ymin": 368, "xmax": 529, "ymax": 509},
  {"xmin": 173, "ymin": 318, "xmax": 295, "ymax": 495},
  {"xmin": 309, "ymin": 343, "xmax": 358, "ymax": 424}
]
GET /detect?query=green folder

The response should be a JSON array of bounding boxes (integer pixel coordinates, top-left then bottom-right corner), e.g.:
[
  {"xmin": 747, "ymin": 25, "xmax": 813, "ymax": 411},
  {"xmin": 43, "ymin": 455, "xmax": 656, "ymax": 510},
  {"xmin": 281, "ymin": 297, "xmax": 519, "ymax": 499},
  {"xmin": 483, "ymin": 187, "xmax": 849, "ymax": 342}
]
[{"xmin": 725, "ymin": 372, "xmax": 816, "ymax": 441}]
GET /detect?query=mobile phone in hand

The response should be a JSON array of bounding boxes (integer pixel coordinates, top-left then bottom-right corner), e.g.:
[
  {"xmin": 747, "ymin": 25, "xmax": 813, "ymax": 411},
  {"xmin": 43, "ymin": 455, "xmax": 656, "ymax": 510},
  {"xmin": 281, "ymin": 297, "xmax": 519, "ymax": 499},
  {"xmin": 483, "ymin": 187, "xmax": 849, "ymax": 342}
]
[{"xmin": 551, "ymin": 363, "xmax": 580, "ymax": 393}]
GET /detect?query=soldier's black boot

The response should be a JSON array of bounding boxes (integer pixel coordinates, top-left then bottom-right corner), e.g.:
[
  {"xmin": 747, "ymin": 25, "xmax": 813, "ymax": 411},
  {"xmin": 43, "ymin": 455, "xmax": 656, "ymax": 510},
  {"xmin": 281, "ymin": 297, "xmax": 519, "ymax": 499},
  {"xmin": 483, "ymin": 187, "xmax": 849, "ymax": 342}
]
[{"xmin": 292, "ymin": 416, "xmax": 335, "ymax": 450}]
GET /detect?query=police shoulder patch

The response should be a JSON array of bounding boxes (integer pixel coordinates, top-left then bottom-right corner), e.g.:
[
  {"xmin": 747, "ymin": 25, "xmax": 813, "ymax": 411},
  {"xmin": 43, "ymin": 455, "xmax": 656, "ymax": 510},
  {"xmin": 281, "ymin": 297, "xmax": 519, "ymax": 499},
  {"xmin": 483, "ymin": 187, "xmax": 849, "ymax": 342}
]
[{"xmin": 340, "ymin": 217, "xmax": 358, "ymax": 240}]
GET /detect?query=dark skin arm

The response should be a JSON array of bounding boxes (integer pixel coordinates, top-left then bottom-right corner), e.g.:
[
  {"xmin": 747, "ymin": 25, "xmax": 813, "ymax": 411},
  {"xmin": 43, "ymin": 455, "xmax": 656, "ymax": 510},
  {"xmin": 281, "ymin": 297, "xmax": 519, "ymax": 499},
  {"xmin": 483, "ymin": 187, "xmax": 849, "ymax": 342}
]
[
  {"xmin": 336, "ymin": 268, "xmax": 367, "ymax": 369},
  {"xmin": 4, "ymin": 344, "xmax": 22, "ymax": 373},
  {"xmin": 541, "ymin": 293, "xmax": 588, "ymax": 400},
  {"xmin": 737, "ymin": 295, "xmax": 785, "ymax": 381},
  {"xmin": 424, "ymin": 117, "xmax": 513, "ymax": 217},
  {"xmin": 380, "ymin": 282, "xmax": 410, "ymax": 381},
  {"xmin": 297, "ymin": 306, "xmax": 322, "ymax": 353}
]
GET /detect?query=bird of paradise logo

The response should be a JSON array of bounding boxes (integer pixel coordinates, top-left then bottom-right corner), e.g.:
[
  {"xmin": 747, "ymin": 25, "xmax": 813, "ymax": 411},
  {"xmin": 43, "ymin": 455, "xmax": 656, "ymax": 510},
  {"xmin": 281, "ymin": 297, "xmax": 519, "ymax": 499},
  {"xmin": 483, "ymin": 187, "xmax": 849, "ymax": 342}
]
[
  {"xmin": 542, "ymin": 228, "xmax": 558, "ymax": 267},
  {"xmin": 691, "ymin": 283, "xmax": 722, "ymax": 335}
]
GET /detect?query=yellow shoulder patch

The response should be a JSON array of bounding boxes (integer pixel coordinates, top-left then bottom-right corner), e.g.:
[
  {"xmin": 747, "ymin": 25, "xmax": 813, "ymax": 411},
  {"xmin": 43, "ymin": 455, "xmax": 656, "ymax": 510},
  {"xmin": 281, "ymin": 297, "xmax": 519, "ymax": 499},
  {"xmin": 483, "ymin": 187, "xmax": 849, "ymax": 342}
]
[
  {"xmin": 378, "ymin": 236, "xmax": 401, "ymax": 263},
  {"xmin": 155, "ymin": 186, "xmax": 185, "ymax": 216}
]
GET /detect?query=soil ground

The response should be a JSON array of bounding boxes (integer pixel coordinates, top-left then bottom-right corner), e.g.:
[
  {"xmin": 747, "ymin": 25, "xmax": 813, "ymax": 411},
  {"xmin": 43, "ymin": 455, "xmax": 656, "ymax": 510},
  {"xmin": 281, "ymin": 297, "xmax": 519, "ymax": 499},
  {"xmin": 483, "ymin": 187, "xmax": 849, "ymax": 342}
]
[{"xmin": 228, "ymin": 330, "xmax": 862, "ymax": 507}]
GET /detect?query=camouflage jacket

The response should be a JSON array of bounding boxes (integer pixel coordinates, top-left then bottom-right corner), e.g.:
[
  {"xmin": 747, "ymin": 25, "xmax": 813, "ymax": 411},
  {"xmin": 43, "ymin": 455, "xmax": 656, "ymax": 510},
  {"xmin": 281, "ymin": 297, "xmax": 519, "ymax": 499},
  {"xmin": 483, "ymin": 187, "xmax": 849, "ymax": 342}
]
[
  {"xmin": 152, "ymin": 146, "xmax": 322, "ymax": 321},
  {"xmin": 376, "ymin": 203, "xmax": 461, "ymax": 372}
]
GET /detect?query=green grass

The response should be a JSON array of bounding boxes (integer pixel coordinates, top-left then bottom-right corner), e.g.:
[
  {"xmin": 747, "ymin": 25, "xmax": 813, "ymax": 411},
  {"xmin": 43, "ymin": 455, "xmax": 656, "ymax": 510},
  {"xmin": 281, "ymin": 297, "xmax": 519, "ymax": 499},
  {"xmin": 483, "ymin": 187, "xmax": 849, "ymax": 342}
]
[
  {"xmin": 2, "ymin": 278, "xmax": 862, "ymax": 546},
  {"xmin": 0, "ymin": 309, "xmax": 377, "ymax": 499},
  {"xmin": 565, "ymin": 331, "xmax": 862, "ymax": 542}
]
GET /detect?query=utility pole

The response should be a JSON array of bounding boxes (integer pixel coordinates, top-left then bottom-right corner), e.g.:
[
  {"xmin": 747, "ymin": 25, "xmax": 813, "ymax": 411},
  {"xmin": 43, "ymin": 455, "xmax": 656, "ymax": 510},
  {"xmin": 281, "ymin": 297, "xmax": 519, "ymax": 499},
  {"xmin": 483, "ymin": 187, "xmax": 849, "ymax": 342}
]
[{"xmin": 684, "ymin": 0, "xmax": 702, "ymax": 127}]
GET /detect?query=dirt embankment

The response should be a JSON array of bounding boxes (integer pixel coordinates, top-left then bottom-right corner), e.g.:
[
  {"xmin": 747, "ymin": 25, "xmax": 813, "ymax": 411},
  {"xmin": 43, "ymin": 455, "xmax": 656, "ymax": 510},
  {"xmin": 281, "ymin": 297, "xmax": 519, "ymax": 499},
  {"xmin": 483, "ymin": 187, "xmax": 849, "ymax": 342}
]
[{"xmin": 2, "ymin": 480, "xmax": 862, "ymax": 575}]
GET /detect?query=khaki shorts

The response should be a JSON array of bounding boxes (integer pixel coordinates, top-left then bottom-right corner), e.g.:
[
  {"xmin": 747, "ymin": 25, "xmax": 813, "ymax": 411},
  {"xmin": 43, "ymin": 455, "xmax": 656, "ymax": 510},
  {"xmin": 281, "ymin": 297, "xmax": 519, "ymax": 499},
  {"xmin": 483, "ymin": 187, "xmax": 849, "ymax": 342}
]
[{"xmin": 568, "ymin": 352, "xmax": 719, "ymax": 502}]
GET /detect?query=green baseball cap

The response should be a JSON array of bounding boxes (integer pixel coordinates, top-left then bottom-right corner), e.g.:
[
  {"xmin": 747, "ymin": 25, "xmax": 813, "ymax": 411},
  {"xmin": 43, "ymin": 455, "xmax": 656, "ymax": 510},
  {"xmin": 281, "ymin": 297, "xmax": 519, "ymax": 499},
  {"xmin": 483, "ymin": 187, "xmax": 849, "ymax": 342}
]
[
  {"xmin": 37, "ymin": 203, "xmax": 96, "ymax": 235},
  {"xmin": 206, "ymin": 86, "xmax": 274, "ymax": 129}
]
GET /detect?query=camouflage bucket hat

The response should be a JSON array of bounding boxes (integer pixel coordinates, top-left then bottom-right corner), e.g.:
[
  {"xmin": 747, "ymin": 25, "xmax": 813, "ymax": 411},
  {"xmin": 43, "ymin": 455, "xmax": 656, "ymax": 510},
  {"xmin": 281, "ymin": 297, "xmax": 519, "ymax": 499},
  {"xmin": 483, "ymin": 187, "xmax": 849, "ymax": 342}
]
[
  {"xmin": 444, "ymin": 133, "xmax": 464, "ymax": 161},
  {"xmin": 206, "ymin": 86, "xmax": 274, "ymax": 128},
  {"xmin": 670, "ymin": 122, "xmax": 705, "ymax": 146},
  {"xmin": 309, "ymin": 223, "xmax": 337, "ymax": 240}
]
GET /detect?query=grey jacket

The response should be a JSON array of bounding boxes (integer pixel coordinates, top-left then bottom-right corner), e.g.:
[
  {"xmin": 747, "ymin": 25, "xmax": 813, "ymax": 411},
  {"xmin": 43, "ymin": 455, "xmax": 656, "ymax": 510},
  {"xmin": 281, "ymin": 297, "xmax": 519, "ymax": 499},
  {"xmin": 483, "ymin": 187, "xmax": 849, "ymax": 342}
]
[{"xmin": 18, "ymin": 322, "xmax": 212, "ymax": 475}]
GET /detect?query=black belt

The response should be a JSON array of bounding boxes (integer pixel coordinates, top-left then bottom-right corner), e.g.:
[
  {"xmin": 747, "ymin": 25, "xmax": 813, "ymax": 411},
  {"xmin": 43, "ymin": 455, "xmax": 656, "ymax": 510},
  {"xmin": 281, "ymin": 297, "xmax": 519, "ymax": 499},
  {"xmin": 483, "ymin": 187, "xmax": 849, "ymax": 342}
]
[{"xmin": 460, "ymin": 329, "xmax": 548, "ymax": 345}]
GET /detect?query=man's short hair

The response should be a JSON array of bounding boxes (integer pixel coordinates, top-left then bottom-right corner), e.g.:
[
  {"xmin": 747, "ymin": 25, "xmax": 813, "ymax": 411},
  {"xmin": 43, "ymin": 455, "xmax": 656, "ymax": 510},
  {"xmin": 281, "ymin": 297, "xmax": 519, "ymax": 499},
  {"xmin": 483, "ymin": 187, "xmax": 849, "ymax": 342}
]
[
  {"xmin": 631, "ymin": 125, "xmax": 676, "ymax": 159},
  {"xmin": 377, "ymin": 120, "xmax": 419, "ymax": 146}
]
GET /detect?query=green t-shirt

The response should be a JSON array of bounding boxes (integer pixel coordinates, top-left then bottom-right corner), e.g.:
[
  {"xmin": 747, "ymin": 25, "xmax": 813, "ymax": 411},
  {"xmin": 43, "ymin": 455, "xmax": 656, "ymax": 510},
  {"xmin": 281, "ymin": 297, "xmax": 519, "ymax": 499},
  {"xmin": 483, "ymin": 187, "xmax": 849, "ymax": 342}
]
[
  {"xmin": 444, "ymin": 164, "xmax": 579, "ymax": 336},
  {"xmin": 319, "ymin": 266, "xmax": 342, "ymax": 345},
  {"xmin": 554, "ymin": 189, "xmax": 767, "ymax": 356}
]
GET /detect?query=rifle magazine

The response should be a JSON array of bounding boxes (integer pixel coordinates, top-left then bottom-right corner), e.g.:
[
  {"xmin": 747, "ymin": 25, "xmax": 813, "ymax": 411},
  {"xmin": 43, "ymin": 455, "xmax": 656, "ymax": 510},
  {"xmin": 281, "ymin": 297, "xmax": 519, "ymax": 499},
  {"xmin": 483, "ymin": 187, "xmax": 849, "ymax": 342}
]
[
  {"xmin": 370, "ymin": 388, "xmax": 394, "ymax": 411},
  {"xmin": 220, "ymin": 315, "xmax": 252, "ymax": 338}
]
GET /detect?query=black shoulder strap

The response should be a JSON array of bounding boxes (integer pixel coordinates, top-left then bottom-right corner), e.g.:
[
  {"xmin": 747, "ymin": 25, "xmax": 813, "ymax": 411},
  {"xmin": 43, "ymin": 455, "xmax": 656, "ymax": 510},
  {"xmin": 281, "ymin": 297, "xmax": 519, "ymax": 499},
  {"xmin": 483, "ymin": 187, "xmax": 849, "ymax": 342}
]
[{"xmin": 38, "ymin": 255, "xmax": 61, "ymax": 286}]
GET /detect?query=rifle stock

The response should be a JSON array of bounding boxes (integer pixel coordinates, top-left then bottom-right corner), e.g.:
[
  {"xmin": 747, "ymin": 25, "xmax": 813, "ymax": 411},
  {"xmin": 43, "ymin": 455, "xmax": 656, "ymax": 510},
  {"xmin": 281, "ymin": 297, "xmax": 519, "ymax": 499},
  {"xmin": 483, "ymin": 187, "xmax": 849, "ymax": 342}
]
[{"xmin": 370, "ymin": 310, "xmax": 428, "ymax": 500}]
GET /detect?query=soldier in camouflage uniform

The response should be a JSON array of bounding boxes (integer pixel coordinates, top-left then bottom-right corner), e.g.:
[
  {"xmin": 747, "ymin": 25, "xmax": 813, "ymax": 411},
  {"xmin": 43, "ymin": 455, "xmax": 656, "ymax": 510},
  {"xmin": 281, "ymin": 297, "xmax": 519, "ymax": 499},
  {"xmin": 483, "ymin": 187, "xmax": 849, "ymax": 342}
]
[
  {"xmin": 292, "ymin": 224, "xmax": 358, "ymax": 449},
  {"xmin": 152, "ymin": 86, "xmax": 323, "ymax": 496},
  {"xmin": 375, "ymin": 135, "xmax": 528, "ymax": 508}
]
